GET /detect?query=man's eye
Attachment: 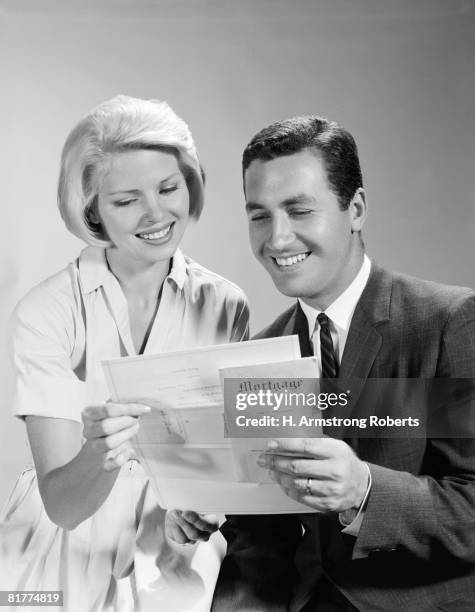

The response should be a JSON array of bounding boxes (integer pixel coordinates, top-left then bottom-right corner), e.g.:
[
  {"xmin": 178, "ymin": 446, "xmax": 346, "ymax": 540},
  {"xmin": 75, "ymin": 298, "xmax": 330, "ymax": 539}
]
[
  {"xmin": 249, "ymin": 213, "xmax": 269, "ymax": 222},
  {"xmin": 289, "ymin": 209, "xmax": 311, "ymax": 217}
]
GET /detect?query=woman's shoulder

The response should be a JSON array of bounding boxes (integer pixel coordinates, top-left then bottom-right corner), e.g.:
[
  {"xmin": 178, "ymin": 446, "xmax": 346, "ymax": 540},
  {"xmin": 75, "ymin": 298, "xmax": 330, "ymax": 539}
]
[
  {"xmin": 181, "ymin": 254, "xmax": 248, "ymax": 305},
  {"xmin": 12, "ymin": 257, "xmax": 82, "ymax": 332}
]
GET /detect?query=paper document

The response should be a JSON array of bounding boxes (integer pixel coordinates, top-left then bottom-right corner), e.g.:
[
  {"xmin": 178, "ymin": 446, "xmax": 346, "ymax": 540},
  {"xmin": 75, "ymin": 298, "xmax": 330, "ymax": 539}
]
[
  {"xmin": 102, "ymin": 335, "xmax": 317, "ymax": 513},
  {"xmin": 220, "ymin": 357, "xmax": 321, "ymax": 483}
]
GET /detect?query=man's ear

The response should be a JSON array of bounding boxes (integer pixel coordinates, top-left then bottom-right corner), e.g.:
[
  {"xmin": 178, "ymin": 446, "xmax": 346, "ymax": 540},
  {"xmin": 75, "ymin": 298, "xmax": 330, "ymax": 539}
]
[{"xmin": 349, "ymin": 188, "xmax": 367, "ymax": 233}]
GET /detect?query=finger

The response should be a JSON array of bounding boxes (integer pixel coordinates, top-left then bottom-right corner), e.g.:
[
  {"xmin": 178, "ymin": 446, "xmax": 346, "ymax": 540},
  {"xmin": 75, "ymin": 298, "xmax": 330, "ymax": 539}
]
[
  {"xmin": 266, "ymin": 437, "xmax": 337, "ymax": 458},
  {"xmin": 165, "ymin": 515, "xmax": 193, "ymax": 545},
  {"xmin": 258, "ymin": 455, "xmax": 323, "ymax": 478},
  {"xmin": 271, "ymin": 470, "xmax": 337, "ymax": 504},
  {"xmin": 169, "ymin": 525, "xmax": 192, "ymax": 545},
  {"xmin": 172, "ymin": 512, "xmax": 211, "ymax": 542},
  {"xmin": 279, "ymin": 483, "xmax": 328, "ymax": 512},
  {"xmin": 291, "ymin": 477, "xmax": 333, "ymax": 498},
  {"xmin": 181, "ymin": 511, "xmax": 219, "ymax": 533},
  {"xmin": 82, "ymin": 403, "xmax": 150, "ymax": 422},
  {"xmin": 103, "ymin": 444, "xmax": 136, "ymax": 471},
  {"xmin": 92, "ymin": 421, "xmax": 139, "ymax": 453},
  {"xmin": 104, "ymin": 439, "xmax": 133, "ymax": 461},
  {"xmin": 84, "ymin": 415, "xmax": 141, "ymax": 440},
  {"xmin": 270, "ymin": 471, "xmax": 324, "ymax": 495}
]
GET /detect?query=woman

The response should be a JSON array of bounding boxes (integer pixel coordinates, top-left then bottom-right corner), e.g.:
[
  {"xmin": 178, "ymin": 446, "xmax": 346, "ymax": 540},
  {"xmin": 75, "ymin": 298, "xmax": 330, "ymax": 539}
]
[{"xmin": 0, "ymin": 95, "xmax": 249, "ymax": 611}]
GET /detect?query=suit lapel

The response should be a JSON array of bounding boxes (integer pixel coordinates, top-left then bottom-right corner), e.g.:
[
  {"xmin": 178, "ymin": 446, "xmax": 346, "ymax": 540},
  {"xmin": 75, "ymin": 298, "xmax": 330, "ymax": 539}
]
[
  {"xmin": 278, "ymin": 302, "xmax": 313, "ymax": 358},
  {"xmin": 325, "ymin": 264, "xmax": 392, "ymax": 437}
]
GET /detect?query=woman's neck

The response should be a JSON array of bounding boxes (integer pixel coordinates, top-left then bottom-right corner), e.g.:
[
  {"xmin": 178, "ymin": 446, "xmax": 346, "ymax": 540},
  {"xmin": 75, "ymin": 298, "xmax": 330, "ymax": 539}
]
[{"xmin": 105, "ymin": 248, "xmax": 171, "ymax": 305}]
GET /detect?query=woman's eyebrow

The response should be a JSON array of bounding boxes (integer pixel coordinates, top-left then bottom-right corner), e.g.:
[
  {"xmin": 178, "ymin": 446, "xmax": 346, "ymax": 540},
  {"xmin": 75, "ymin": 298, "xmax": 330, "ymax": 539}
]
[
  {"xmin": 107, "ymin": 189, "xmax": 140, "ymax": 196},
  {"xmin": 107, "ymin": 173, "xmax": 182, "ymax": 196}
]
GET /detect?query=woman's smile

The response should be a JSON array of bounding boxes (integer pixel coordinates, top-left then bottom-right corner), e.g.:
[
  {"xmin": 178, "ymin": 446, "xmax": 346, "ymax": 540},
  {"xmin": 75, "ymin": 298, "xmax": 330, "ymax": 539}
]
[{"xmin": 136, "ymin": 222, "xmax": 174, "ymax": 243}]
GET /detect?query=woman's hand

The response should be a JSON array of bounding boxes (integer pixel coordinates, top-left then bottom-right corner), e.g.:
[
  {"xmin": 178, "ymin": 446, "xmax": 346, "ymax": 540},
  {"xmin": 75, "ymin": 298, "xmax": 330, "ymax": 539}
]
[
  {"xmin": 165, "ymin": 509, "xmax": 219, "ymax": 544},
  {"xmin": 82, "ymin": 402, "xmax": 151, "ymax": 471}
]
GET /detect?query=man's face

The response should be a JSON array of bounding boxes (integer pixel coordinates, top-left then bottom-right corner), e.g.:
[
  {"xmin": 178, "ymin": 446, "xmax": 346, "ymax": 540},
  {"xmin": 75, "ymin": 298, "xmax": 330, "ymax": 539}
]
[{"xmin": 245, "ymin": 149, "xmax": 365, "ymax": 310}]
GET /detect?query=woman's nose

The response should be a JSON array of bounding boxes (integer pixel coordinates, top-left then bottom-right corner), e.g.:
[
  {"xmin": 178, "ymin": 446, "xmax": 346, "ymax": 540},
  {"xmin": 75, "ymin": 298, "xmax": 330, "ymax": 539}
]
[{"xmin": 142, "ymin": 194, "xmax": 165, "ymax": 221}]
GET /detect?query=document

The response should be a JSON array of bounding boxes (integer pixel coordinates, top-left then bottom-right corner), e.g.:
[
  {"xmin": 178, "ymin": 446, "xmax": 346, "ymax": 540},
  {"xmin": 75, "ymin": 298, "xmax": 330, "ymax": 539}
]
[
  {"xmin": 102, "ymin": 335, "xmax": 317, "ymax": 513},
  {"xmin": 220, "ymin": 357, "xmax": 321, "ymax": 483}
]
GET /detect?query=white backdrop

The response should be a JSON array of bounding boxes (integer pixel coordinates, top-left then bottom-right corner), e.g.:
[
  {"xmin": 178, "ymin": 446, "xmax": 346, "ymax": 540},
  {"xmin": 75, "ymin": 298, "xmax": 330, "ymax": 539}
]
[{"xmin": 1, "ymin": 0, "xmax": 474, "ymax": 504}]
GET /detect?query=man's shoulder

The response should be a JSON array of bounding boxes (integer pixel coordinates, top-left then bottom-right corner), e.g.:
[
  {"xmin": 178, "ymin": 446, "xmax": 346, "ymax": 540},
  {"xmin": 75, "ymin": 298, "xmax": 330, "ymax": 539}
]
[
  {"xmin": 253, "ymin": 303, "xmax": 299, "ymax": 340},
  {"xmin": 380, "ymin": 265, "xmax": 474, "ymax": 315},
  {"xmin": 388, "ymin": 267, "xmax": 472, "ymax": 298}
]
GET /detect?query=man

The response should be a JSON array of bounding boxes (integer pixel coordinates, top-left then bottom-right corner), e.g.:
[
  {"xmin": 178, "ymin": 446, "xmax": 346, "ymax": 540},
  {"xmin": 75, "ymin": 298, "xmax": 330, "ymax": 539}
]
[{"xmin": 212, "ymin": 116, "xmax": 475, "ymax": 611}]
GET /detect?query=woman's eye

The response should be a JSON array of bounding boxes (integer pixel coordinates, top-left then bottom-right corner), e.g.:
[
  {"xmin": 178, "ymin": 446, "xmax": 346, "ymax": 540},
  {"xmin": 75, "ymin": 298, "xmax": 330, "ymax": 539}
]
[
  {"xmin": 249, "ymin": 213, "xmax": 269, "ymax": 222},
  {"xmin": 114, "ymin": 198, "xmax": 137, "ymax": 207},
  {"xmin": 160, "ymin": 184, "xmax": 178, "ymax": 195}
]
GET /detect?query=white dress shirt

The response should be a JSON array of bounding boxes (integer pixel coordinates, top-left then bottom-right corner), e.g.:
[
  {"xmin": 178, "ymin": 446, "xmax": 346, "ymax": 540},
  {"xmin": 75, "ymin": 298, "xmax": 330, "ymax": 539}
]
[
  {"xmin": 298, "ymin": 254, "xmax": 372, "ymax": 535},
  {"xmin": 298, "ymin": 254, "xmax": 371, "ymax": 368}
]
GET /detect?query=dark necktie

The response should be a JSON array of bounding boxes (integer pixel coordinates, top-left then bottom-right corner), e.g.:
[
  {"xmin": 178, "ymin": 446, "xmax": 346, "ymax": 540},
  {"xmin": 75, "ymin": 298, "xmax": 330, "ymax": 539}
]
[{"xmin": 317, "ymin": 312, "xmax": 339, "ymax": 378}]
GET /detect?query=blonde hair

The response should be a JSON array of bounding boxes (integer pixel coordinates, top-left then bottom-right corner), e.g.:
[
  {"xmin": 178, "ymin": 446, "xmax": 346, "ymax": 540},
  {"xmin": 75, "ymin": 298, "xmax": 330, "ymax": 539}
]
[{"xmin": 58, "ymin": 95, "xmax": 205, "ymax": 246}]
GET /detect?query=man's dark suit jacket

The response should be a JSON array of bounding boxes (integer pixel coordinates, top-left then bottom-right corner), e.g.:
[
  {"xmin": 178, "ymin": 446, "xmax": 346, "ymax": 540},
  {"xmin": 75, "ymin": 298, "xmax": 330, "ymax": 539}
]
[{"xmin": 213, "ymin": 263, "xmax": 475, "ymax": 612}]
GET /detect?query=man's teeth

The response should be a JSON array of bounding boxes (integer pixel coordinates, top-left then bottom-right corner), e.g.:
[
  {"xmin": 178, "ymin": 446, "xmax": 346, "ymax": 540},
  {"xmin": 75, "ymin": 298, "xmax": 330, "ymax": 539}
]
[
  {"xmin": 139, "ymin": 225, "xmax": 171, "ymax": 240},
  {"xmin": 275, "ymin": 253, "xmax": 309, "ymax": 267}
]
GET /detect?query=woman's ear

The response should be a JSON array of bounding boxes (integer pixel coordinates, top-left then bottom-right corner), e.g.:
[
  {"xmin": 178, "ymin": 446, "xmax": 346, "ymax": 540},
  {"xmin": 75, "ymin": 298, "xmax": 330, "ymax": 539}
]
[
  {"xmin": 84, "ymin": 198, "xmax": 110, "ymax": 241},
  {"xmin": 85, "ymin": 202, "xmax": 100, "ymax": 225}
]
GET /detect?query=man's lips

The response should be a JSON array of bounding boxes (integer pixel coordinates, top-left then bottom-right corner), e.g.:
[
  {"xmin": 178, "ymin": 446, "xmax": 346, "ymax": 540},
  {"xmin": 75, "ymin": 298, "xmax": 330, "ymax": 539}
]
[{"xmin": 271, "ymin": 252, "xmax": 311, "ymax": 268}]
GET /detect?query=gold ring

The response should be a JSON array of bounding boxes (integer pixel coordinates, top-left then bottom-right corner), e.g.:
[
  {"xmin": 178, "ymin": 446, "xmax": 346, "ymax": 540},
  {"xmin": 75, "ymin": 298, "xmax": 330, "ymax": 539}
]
[{"xmin": 305, "ymin": 477, "xmax": 312, "ymax": 496}]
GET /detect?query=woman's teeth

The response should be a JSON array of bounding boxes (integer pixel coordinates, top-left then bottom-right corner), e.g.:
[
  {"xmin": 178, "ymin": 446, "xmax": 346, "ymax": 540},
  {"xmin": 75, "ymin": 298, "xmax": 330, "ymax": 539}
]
[
  {"xmin": 138, "ymin": 225, "xmax": 171, "ymax": 240},
  {"xmin": 275, "ymin": 252, "xmax": 309, "ymax": 267}
]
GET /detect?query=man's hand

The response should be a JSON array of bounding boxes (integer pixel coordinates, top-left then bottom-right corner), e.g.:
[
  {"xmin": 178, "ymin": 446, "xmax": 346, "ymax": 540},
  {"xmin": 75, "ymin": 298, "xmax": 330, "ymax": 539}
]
[
  {"xmin": 165, "ymin": 509, "xmax": 219, "ymax": 544},
  {"xmin": 258, "ymin": 438, "xmax": 369, "ymax": 513}
]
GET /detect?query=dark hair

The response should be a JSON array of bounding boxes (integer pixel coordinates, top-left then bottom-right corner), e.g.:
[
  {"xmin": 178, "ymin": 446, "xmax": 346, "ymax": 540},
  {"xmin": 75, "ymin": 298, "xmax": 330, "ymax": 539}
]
[{"xmin": 242, "ymin": 115, "xmax": 363, "ymax": 210}]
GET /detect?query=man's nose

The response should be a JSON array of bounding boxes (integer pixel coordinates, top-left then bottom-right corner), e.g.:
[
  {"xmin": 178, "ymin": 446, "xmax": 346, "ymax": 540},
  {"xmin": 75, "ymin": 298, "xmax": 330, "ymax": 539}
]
[{"xmin": 267, "ymin": 214, "xmax": 295, "ymax": 251}]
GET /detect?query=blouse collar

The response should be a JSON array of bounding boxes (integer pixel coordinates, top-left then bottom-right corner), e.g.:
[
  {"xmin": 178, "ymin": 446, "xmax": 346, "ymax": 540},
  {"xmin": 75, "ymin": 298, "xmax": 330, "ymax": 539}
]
[{"xmin": 78, "ymin": 246, "xmax": 187, "ymax": 294}]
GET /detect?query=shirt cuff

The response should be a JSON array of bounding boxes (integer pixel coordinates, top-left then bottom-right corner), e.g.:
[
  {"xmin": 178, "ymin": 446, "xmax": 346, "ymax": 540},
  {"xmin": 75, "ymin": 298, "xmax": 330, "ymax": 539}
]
[{"xmin": 339, "ymin": 462, "xmax": 372, "ymax": 537}]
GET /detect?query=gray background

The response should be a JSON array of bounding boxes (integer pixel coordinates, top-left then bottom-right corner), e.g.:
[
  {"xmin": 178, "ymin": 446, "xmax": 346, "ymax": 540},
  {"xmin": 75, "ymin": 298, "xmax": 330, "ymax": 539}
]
[{"xmin": 1, "ymin": 0, "xmax": 474, "ymax": 505}]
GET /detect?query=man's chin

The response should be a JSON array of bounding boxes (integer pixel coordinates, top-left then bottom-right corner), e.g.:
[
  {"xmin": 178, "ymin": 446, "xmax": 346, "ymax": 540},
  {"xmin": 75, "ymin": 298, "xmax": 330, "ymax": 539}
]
[{"xmin": 270, "ymin": 276, "xmax": 314, "ymax": 299}]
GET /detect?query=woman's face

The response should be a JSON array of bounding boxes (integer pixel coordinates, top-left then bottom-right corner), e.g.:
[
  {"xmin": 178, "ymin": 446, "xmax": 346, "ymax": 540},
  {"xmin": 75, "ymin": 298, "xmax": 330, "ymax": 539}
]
[{"xmin": 95, "ymin": 148, "xmax": 190, "ymax": 267}]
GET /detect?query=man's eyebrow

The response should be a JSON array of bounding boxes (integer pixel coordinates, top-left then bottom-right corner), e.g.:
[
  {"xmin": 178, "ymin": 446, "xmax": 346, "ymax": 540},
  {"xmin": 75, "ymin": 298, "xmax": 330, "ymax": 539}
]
[
  {"xmin": 107, "ymin": 172, "xmax": 182, "ymax": 196},
  {"xmin": 245, "ymin": 202, "xmax": 265, "ymax": 212},
  {"xmin": 245, "ymin": 194, "xmax": 316, "ymax": 211},
  {"xmin": 282, "ymin": 194, "xmax": 317, "ymax": 206}
]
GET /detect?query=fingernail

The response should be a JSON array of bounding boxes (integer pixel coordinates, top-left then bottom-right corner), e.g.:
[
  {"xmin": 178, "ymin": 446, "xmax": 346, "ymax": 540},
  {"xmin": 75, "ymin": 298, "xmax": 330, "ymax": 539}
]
[{"xmin": 267, "ymin": 440, "xmax": 278, "ymax": 449}]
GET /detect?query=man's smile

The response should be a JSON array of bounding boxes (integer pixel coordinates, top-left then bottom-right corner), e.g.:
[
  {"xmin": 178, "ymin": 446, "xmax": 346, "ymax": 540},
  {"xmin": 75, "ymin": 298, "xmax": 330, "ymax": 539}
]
[{"xmin": 271, "ymin": 252, "xmax": 311, "ymax": 268}]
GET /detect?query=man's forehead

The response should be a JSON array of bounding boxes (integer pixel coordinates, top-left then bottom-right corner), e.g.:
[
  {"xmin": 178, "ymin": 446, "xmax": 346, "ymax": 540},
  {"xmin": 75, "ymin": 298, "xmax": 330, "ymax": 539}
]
[
  {"xmin": 244, "ymin": 151, "xmax": 328, "ymax": 203},
  {"xmin": 246, "ymin": 150, "xmax": 325, "ymax": 179}
]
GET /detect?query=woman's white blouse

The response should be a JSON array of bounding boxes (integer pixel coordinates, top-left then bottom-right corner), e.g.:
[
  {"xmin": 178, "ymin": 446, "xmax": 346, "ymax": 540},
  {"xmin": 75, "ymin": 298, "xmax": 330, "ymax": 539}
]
[
  {"xmin": 3, "ymin": 246, "xmax": 249, "ymax": 611},
  {"xmin": 10, "ymin": 246, "xmax": 249, "ymax": 423}
]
